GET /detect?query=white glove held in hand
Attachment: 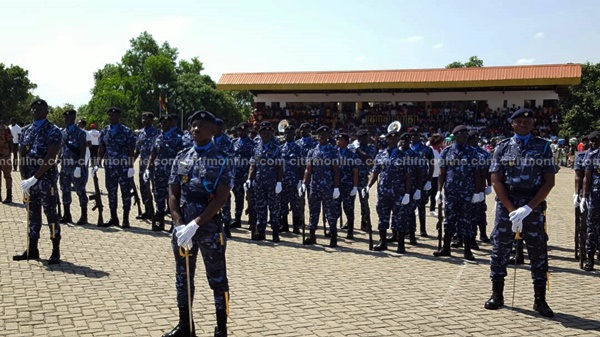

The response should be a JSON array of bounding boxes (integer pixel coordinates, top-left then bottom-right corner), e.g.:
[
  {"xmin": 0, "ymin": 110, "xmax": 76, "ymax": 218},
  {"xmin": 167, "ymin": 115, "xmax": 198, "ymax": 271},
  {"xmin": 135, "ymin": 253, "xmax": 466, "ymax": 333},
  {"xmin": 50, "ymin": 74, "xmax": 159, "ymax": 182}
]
[
  {"xmin": 361, "ymin": 186, "xmax": 370, "ymax": 198},
  {"xmin": 435, "ymin": 191, "xmax": 443, "ymax": 204},
  {"xmin": 298, "ymin": 183, "xmax": 306, "ymax": 197},
  {"xmin": 402, "ymin": 193, "xmax": 410, "ymax": 205},
  {"xmin": 333, "ymin": 188, "xmax": 340, "ymax": 199},
  {"xmin": 92, "ymin": 166, "xmax": 99, "ymax": 175},
  {"xmin": 424, "ymin": 181, "xmax": 432, "ymax": 191},
  {"xmin": 20, "ymin": 176, "xmax": 38, "ymax": 195},
  {"xmin": 580, "ymin": 197, "xmax": 587, "ymax": 213},
  {"xmin": 73, "ymin": 167, "xmax": 81, "ymax": 178},
  {"xmin": 509, "ymin": 205, "xmax": 532, "ymax": 223},
  {"xmin": 243, "ymin": 180, "xmax": 252, "ymax": 192},
  {"xmin": 573, "ymin": 193, "xmax": 579, "ymax": 208},
  {"xmin": 275, "ymin": 182, "xmax": 282, "ymax": 194},
  {"xmin": 127, "ymin": 168, "xmax": 135, "ymax": 178},
  {"xmin": 511, "ymin": 219, "xmax": 523, "ymax": 233},
  {"xmin": 176, "ymin": 219, "xmax": 199, "ymax": 249},
  {"xmin": 143, "ymin": 169, "xmax": 150, "ymax": 182},
  {"xmin": 413, "ymin": 189, "xmax": 421, "ymax": 200},
  {"xmin": 350, "ymin": 187, "xmax": 358, "ymax": 196},
  {"xmin": 471, "ymin": 193, "xmax": 479, "ymax": 203},
  {"xmin": 297, "ymin": 180, "xmax": 303, "ymax": 190}
]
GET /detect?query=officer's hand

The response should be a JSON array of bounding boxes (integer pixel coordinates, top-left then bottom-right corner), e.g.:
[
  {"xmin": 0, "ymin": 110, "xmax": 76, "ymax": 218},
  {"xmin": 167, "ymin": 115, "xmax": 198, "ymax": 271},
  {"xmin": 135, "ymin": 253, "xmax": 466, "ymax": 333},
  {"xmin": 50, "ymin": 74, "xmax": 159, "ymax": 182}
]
[
  {"xmin": 275, "ymin": 182, "xmax": 282, "ymax": 194},
  {"xmin": 511, "ymin": 219, "xmax": 523, "ymax": 233},
  {"xmin": 20, "ymin": 176, "xmax": 38, "ymax": 195},
  {"xmin": 435, "ymin": 191, "xmax": 443, "ymax": 205},
  {"xmin": 176, "ymin": 219, "xmax": 200, "ymax": 248},
  {"xmin": 485, "ymin": 186, "xmax": 493, "ymax": 195},
  {"xmin": 361, "ymin": 186, "xmax": 370, "ymax": 198},
  {"xmin": 243, "ymin": 180, "xmax": 252, "ymax": 192},
  {"xmin": 573, "ymin": 193, "xmax": 579, "ymax": 208},
  {"xmin": 127, "ymin": 168, "xmax": 135, "ymax": 178},
  {"xmin": 297, "ymin": 180, "xmax": 303, "ymax": 190},
  {"xmin": 509, "ymin": 205, "xmax": 532, "ymax": 223},
  {"xmin": 73, "ymin": 167, "xmax": 81, "ymax": 178},
  {"xmin": 350, "ymin": 186, "xmax": 358, "ymax": 196},
  {"xmin": 92, "ymin": 166, "xmax": 99, "ymax": 175},
  {"xmin": 470, "ymin": 193, "xmax": 479, "ymax": 203},
  {"xmin": 580, "ymin": 197, "xmax": 587, "ymax": 213},
  {"xmin": 413, "ymin": 189, "xmax": 421, "ymax": 200},
  {"xmin": 424, "ymin": 181, "xmax": 432, "ymax": 191},
  {"xmin": 143, "ymin": 169, "xmax": 150, "ymax": 182},
  {"xmin": 477, "ymin": 192, "xmax": 485, "ymax": 202},
  {"xmin": 333, "ymin": 188, "xmax": 340, "ymax": 199},
  {"xmin": 401, "ymin": 193, "xmax": 410, "ymax": 205},
  {"xmin": 298, "ymin": 183, "xmax": 306, "ymax": 197}
]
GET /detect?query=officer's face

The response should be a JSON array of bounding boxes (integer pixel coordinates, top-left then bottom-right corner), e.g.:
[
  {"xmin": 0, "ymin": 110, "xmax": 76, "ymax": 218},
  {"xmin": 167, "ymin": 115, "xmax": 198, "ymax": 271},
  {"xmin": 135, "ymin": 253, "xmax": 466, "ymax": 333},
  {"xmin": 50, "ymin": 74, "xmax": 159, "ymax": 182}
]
[
  {"xmin": 399, "ymin": 137, "xmax": 410, "ymax": 149},
  {"xmin": 411, "ymin": 132, "xmax": 421, "ymax": 143},
  {"xmin": 590, "ymin": 137, "xmax": 600, "ymax": 149},
  {"xmin": 191, "ymin": 120, "xmax": 215, "ymax": 145},
  {"xmin": 386, "ymin": 136, "xmax": 399, "ymax": 148},
  {"xmin": 108, "ymin": 112, "xmax": 120, "ymax": 124},
  {"xmin": 260, "ymin": 129, "xmax": 273, "ymax": 142},
  {"xmin": 160, "ymin": 119, "xmax": 170, "ymax": 132},
  {"xmin": 238, "ymin": 129, "xmax": 248, "ymax": 138},
  {"xmin": 285, "ymin": 131, "xmax": 295, "ymax": 142},
  {"xmin": 63, "ymin": 114, "xmax": 75, "ymax": 125},
  {"xmin": 318, "ymin": 132, "xmax": 330, "ymax": 145},
  {"xmin": 301, "ymin": 129, "xmax": 311, "ymax": 137},
  {"xmin": 31, "ymin": 105, "xmax": 48, "ymax": 121},
  {"xmin": 142, "ymin": 116, "xmax": 153, "ymax": 127},
  {"xmin": 336, "ymin": 138, "xmax": 348, "ymax": 148},
  {"xmin": 511, "ymin": 117, "xmax": 533, "ymax": 136},
  {"xmin": 454, "ymin": 131, "xmax": 469, "ymax": 144}
]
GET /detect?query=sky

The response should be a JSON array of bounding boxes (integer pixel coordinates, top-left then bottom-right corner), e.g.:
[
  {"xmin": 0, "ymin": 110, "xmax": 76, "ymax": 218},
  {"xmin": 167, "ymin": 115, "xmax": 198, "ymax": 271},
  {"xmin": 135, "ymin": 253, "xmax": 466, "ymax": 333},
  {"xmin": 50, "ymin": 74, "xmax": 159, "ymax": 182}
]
[{"xmin": 1, "ymin": 0, "xmax": 599, "ymax": 107}]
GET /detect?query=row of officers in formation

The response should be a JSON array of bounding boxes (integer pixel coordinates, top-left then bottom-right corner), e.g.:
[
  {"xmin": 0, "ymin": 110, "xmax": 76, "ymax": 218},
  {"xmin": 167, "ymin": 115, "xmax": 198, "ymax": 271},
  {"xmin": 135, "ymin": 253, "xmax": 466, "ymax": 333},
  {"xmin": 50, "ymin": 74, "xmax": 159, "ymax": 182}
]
[{"xmin": 10, "ymin": 101, "xmax": 558, "ymax": 336}]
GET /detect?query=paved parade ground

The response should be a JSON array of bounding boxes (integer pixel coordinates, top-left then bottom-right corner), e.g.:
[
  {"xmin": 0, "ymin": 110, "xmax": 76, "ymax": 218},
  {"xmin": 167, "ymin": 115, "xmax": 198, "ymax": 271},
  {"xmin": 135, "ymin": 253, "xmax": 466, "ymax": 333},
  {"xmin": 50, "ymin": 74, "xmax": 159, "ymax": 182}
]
[{"xmin": 1, "ymin": 168, "xmax": 600, "ymax": 336}]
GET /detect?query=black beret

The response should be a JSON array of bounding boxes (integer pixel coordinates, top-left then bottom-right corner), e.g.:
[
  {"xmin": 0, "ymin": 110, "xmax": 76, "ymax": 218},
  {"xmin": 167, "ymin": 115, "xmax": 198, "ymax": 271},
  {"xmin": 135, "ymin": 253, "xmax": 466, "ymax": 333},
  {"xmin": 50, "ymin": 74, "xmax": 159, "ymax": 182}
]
[
  {"xmin": 31, "ymin": 99, "xmax": 48, "ymax": 108},
  {"xmin": 399, "ymin": 132, "xmax": 412, "ymax": 140},
  {"xmin": 385, "ymin": 130, "xmax": 400, "ymax": 138},
  {"xmin": 509, "ymin": 108, "xmax": 534, "ymax": 121},
  {"xmin": 452, "ymin": 125, "xmax": 469, "ymax": 134},
  {"xmin": 587, "ymin": 131, "xmax": 600, "ymax": 140},
  {"xmin": 299, "ymin": 123, "xmax": 311, "ymax": 130},
  {"xmin": 356, "ymin": 129, "xmax": 368, "ymax": 137},
  {"xmin": 187, "ymin": 110, "xmax": 217, "ymax": 124},
  {"xmin": 258, "ymin": 121, "xmax": 273, "ymax": 132},
  {"xmin": 159, "ymin": 115, "xmax": 170, "ymax": 122},
  {"xmin": 215, "ymin": 118, "xmax": 224, "ymax": 126},
  {"xmin": 141, "ymin": 112, "xmax": 154, "ymax": 118},
  {"xmin": 315, "ymin": 126, "xmax": 332, "ymax": 134},
  {"xmin": 468, "ymin": 130, "xmax": 480, "ymax": 137},
  {"xmin": 63, "ymin": 109, "xmax": 77, "ymax": 116},
  {"xmin": 284, "ymin": 125, "xmax": 296, "ymax": 132},
  {"xmin": 237, "ymin": 122, "xmax": 250, "ymax": 130},
  {"xmin": 106, "ymin": 107, "xmax": 122, "ymax": 114},
  {"xmin": 77, "ymin": 119, "xmax": 86, "ymax": 124},
  {"xmin": 335, "ymin": 133, "xmax": 349, "ymax": 141}
]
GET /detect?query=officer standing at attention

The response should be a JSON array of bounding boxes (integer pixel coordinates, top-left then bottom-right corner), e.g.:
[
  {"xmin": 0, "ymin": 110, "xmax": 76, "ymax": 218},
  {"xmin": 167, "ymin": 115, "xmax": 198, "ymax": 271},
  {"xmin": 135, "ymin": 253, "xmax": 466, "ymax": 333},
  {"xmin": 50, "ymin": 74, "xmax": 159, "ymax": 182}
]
[
  {"xmin": 94, "ymin": 107, "xmax": 136, "ymax": 228},
  {"xmin": 146, "ymin": 115, "xmax": 184, "ymax": 232},
  {"xmin": 334, "ymin": 133, "xmax": 359, "ymax": 239},
  {"xmin": 58, "ymin": 109, "xmax": 89, "ymax": 225},
  {"xmin": 164, "ymin": 110, "xmax": 232, "ymax": 337},
  {"xmin": 580, "ymin": 131, "xmax": 600, "ymax": 271},
  {"xmin": 0, "ymin": 113, "xmax": 13, "ymax": 203},
  {"xmin": 484, "ymin": 108, "xmax": 556, "ymax": 318},
  {"xmin": 299, "ymin": 126, "xmax": 340, "ymax": 247},
  {"xmin": 213, "ymin": 118, "xmax": 233, "ymax": 235},
  {"xmin": 409, "ymin": 127, "xmax": 434, "ymax": 239},
  {"xmin": 351, "ymin": 129, "xmax": 377, "ymax": 232},
  {"xmin": 230, "ymin": 122, "xmax": 255, "ymax": 229},
  {"xmin": 134, "ymin": 112, "xmax": 160, "ymax": 221},
  {"xmin": 468, "ymin": 131, "xmax": 492, "ymax": 246},
  {"xmin": 13, "ymin": 99, "xmax": 62, "ymax": 264},
  {"xmin": 279, "ymin": 125, "xmax": 303, "ymax": 234}
]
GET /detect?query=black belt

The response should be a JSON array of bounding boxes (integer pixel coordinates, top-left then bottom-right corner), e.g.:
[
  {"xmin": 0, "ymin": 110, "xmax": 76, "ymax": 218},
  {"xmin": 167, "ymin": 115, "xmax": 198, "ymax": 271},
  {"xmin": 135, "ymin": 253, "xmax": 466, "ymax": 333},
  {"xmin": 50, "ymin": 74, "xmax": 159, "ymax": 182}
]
[{"xmin": 508, "ymin": 186, "xmax": 538, "ymax": 197}]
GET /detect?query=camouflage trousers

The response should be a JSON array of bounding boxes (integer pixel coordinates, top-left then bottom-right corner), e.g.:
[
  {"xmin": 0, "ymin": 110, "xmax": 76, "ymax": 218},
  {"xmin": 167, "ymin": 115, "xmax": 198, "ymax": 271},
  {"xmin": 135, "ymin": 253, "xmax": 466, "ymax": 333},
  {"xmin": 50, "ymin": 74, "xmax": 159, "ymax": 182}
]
[
  {"xmin": 27, "ymin": 178, "xmax": 60, "ymax": 240},
  {"xmin": 59, "ymin": 165, "xmax": 88, "ymax": 208}
]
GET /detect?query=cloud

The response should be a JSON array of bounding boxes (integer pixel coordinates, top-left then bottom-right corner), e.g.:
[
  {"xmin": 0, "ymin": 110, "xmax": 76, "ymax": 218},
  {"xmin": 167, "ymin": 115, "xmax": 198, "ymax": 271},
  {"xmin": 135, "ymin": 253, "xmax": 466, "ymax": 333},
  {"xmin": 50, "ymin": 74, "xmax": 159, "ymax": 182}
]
[
  {"xmin": 534, "ymin": 32, "xmax": 544, "ymax": 39},
  {"xmin": 403, "ymin": 35, "xmax": 423, "ymax": 43},
  {"xmin": 355, "ymin": 55, "xmax": 365, "ymax": 62},
  {"xmin": 516, "ymin": 58, "xmax": 535, "ymax": 65},
  {"xmin": 432, "ymin": 43, "xmax": 444, "ymax": 49}
]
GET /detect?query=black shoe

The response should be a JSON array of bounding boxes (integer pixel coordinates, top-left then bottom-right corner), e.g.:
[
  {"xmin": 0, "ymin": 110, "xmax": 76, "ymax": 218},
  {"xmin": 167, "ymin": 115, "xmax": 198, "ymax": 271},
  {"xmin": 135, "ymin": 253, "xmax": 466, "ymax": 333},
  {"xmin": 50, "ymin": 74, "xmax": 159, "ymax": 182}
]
[
  {"xmin": 76, "ymin": 208, "xmax": 88, "ymax": 226},
  {"xmin": 48, "ymin": 238, "xmax": 60, "ymax": 265},
  {"xmin": 374, "ymin": 230, "xmax": 388, "ymax": 251},
  {"xmin": 303, "ymin": 229, "xmax": 317, "ymax": 245},
  {"xmin": 533, "ymin": 285, "xmax": 554, "ymax": 318},
  {"xmin": 292, "ymin": 218, "xmax": 300, "ymax": 234},
  {"xmin": 135, "ymin": 213, "xmax": 149, "ymax": 220},
  {"xmin": 397, "ymin": 234, "xmax": 406, "ymax": 253},
  {"xmin": 2, "ymin": 190, "xmax": 12, "ymax": 204},
  {"xmin": 420, "ymin": 224, "xmax": 428, "ymax": 237},
  {"xmin": 386, "ymin": 230, "xmax": 398, "ymax": 243},
  {"xmin": 121, "ymin": 211, "xmax": 130, "ymax": 229},
  {"xmin": 280, "ymin": 216, "xmax": 289, "ymax": 232},
  {"xmin": 214, "ymin": 310, "xmax": 227, "ymax": 337},
  {"xmin": 584, "ymin": 253, "xmax": 594, "ymax": 271},
  {"xmin": 214, "ymin": 326, "xmax": 227, "ymax": 337},
  {"xmin": 272, "ymin": 229, "xmax": 280, "ymax": 243},
  {"xmin": 162, "ymin": 307, "xmax": 196, "ymax": 337},
  {"xmin": 224, "ymin": 223, "xmax": 232, "ymax": 239},
  {"xmin": 433, "ymin": 233, "xmax": 452, "ymax": 257},
  {"xmin": 360, "ymin": 220, "xmax": 367, "ymax": 232},
  {"xmin": 59, "ymin": 207, "xmax": 72, "ymax": 224},
  {"xmin": 409, "ymin": 232, "xmax": 418, "ymax": 246},
  {"xmin": 340, "ymin": 223, "xmax": 348, "ymax": 230},
  {"xmin": 484, "ymin": 281, "xmax": 504, "ymax": 310},
  {"xmin": 230, "ymin": 219, "xmax": 242, "ymax": 229},
  {"xmin": 450, "ymin": 236, "xmax": 463, "ymax": 248},
  {"xmin": 471, "ymin": 237, "xmax": 480, "ymax": 251},
  {"xmin": 480, "ymin": 232, "xmax": 491, "ymax": 243},
  {"xmin": 12, "ymin": 238, "xmax": 40, "ymax": 261},
  {"xmin": 152, "ymin": 213, "xmax": 165, "ymax": 232},
  {"xmin": 464, "ymin": 240, "xmax": 475, "ymax": 261}
]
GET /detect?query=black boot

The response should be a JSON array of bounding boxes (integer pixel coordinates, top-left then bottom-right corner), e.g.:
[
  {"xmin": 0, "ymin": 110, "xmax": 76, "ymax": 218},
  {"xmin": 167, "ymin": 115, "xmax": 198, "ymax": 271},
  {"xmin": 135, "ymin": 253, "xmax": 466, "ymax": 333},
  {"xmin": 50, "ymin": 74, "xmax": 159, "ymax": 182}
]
[
  {"xmin": 386, "ymin": 230, "xmax": 398, "ymax": 243},
  {"xmin": 533, "ymin": 285, "xmax": 554, "ymax": 317},
  {"xmin": 303, "ymin": 228, "xmax": 317, "ymax": 245},
  {"xmin": 329, "ymin": 233, "xmax": 337, "ymax": 248},
  {"xmin": 584, "ymin": 253, "xmax": 594, "ymax": 271},
  {"xmin": 135, "ymin": 212, "xmax": 149, "ymax": 220},
  {"xmin": 374, "ymin": 230, "xmax": 388, "ymax": 251},
  {"xmin": 214, "ymin": 310, "xmax": 227, "ymax": 337},
  {"xmin": 272, "ymin": 227, "xmax": 280, "ymax": 243},
  {"xmin": 450, "ymin": 235, "xmax": 463, "ymax": 248},
  {"xmin": 76, "ymin": 208, "xmax": 88, "ymax": 226},
  {"xmin": 152, "ymin": 212, "xmax": 165, "ymax": 231},
  {"xmin": 2, "ymin": 189, "xmax": 12, "ymax": 203},
  {"xmin": 509, "ymin": 240, "xmax": 525, "ymax": 265},
  {"xmin": 409, "ymin": 231, "xmax": 418, "ymax": 246},
  {"xmin": 479, "ymin": 225, "xmax": 490, "ymax": 243},
  {"xmin": 230, "ymin": 217, "xmax": 241, "ymax": 229},
  {"xmin": 420, "ymin": 223, "xmax": 428, "ymax": 237},
  {"xmin": 224, "ymin": 222, "xmax": 232, "ymax": 239},
  {"xmin": 346, "ymin": 222, "xmax": 354, "ymax": 240},
  {"xmin": 471, "ymin": 236, "xmax": 480, "ymax": 251},
  {"xmin": 122, "ymin": 210, "xmax": 130, "ymax": 229},
  {"xmin": 464, "ymin": 239, "xmax": 475, "ymax": 261},
  {"xmin": 12, "ymin": 238, "xmax": 40, "ymax": 261},
  {"xmin": 433, "ymin": 233, "xmax": 452, "ymax": 257},
  {"xmin": 59, "ymin": 206, "xmax": 72, "ymax": 224},
  {"xmin": 99, "ymin": 210, "xmax": 119, "ymax": 227},
  {"xmin": 48, "ymin": 237, "xmax": 60, "ymax": 265},
  {"xmin": 292, "ymin": 217, "xmax": 300, "ymax": 234},
  {"xmin": 280, "ymin": 216, "xmax": 289, "ymax": 233},
  {"xmin": 484, "ymin": 281, "xmax": 504, "ymax": 310},
  {"xmin": 397, "ymin": 233, "xmax": 406, "ymax": 253},
  {"xmin": 251, "ymin": 228, "xmax": 262, "ymax": 241},
  {"xmin": 162, "ymin": 306, "xmax": 195, "ymax": 337},
  {"xmin": 360, "ymin": 219, "xmax": 367, "ymax": 232}
]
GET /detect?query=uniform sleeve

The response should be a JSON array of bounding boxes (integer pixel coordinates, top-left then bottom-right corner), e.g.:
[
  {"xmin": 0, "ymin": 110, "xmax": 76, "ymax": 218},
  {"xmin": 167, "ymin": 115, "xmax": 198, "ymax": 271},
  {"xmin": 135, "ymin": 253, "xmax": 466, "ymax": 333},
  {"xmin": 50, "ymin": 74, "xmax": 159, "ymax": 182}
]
[
  {"xmin": 219, "ymin": 157, "xmax": 235, "ymax": 189},
  {"xmin": 489, "ymin": 143, "xmax": 504, "ymax": 173},
  {"xmin": 249, "ymin": 147, "xmax": 257, "ymax": 165},
  {"xmin": 169, "ymin": 152, "xmax": 183, "ymax": 185},
  {"xmin": 128, "ymin": 129, "xmax": 136, "ymax": 148},
  {"xmin": 540, "ymin": 141, "xmax": 558, "ymax": 174},
  {"xmin": 439, "ymin": 148, "xmax": 448, "ymax": 169},
  {"xmin": 99, "ymin": 129, "xmax": 106, "ymax": 147},
  {"xmin": 48, "ymin": 127, "xmax": 62, "ymax": 147},
  {"xmin": 135, "ymin": 133, "xmax": 142, "ymax": 151},
  {"xmin": 584, "ymin": 152, "xmax": 595, "ymax": 171},
  {"xmin": 372, "ymin": 153, "xmax": 382, "ymax": 174}
]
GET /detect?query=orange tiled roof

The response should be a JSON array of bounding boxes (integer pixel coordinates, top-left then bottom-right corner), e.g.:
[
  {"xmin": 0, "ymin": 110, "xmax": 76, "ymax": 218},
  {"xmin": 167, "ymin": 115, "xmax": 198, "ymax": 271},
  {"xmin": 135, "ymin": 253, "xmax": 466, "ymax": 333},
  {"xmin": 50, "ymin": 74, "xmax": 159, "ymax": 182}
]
[{"xmin": 217, "ymin": 63, "xmax": 581, "ymax": 91}]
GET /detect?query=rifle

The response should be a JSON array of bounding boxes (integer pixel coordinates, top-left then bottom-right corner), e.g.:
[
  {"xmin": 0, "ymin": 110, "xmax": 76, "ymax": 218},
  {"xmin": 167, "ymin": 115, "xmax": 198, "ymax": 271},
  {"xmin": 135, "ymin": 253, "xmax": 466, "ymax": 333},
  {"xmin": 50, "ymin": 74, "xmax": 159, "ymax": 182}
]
[
  {"xmin": 436, "ymin": 202, "xmax": 444, "ymax": 251},
  {"xmin": 300, "ymin": 190, "xmax": 306, "ymax": 244},
  {"xmin": 579, "ymin": 207, "xmax": 588, "ymax": 270},
  {"xmin": 322, "ymin": 202, "xmax": 328, "ymax": 237},
  {"xmin": 575, "ymin": 205, "xmax": 581, "ymax": 260},
  {"xmin": 246, "ymin": 186, "xmax": 256, "ymax": 232},
  {"xmin": 130, "ymin": 177, "xmax": 143, "ymax": 217},
  {"xmin": 89, "ymin": 172, "xmax": 104, "ymax": 225},
  {"xmin": 362, "ymin": 192, "xmax": 373, "ymax": 250},
  {"xmin": 144, "ymin": 178, "xmax": 155, "ymax": 219}
]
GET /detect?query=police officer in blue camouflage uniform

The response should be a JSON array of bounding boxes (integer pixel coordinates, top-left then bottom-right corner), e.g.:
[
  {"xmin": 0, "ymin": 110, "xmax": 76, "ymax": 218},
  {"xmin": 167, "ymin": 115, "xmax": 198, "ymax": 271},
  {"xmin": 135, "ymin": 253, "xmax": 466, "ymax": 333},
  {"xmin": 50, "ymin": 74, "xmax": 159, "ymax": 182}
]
[
  {"xmin": 164, "ymin": 110, "xmax": 232, "ymax": 337},
  {"xmin": 433, "ymin": 125, "xmax": 481, "ymax": 261},
  {"xmin": 94, "ymin": 107, "xmax": 136, "ymax": 228},
  {"xmin": 58, "ymin": 109, "xmax": 89, "ymax": 226},
  {"xmin": 279, "ymin": 125, "xmax": 303, "ymax": 234},
  {"xmin": 334, "ymin": 133, "xmax": 359, "ymax": 239},
  {"xmin": 485, "ymin": 108, "xmax": 556, "ymax": 318},
  {"xmin": 299, "ymin": 126, "xmax": 340, "ymax": 247},
  {"xmin": 468, "ymin": 131, "xmax": 492, "ymax": 247},
  {"xmin": 134, "ymin": 112, "xmax": 160, "ymax": 220},
  {"xmin": 214, "ymin": 118, "xmax": 233, "ymax": 236},
  {"xmin": 580, "ymin": 131, "xmax": 600, "ymax": 271},
  {"xmin": 146, "ymin": 115, "xmax": 184, "ymax": 231},
  {"xmin": 573, "ymin": 134, "xmax": 591, "ymax": 268},
  {"xmin": 13, "ymin": 99, "xmax": 63, "ymax": 264},
  {"xmin": 364, "ymin": 130, "xmax": 412, "ymax": 252},
  {"xmin": 409, "ymin": 128, "xmax": 435, "ymax": 240},
  {"xmin": 230, "ymin": 122, "xmax": 255, "ymax": 229},
  {"xmin": 181, "ymin": 124, "xmax": 194, "ymax": 150},
  {"xmin": 245, "ymin": 122, "xmax": 283, "ymax": 242},
  {"xmin": 351, "ymin": 129, "xmax": 377, "ymax": 232}
]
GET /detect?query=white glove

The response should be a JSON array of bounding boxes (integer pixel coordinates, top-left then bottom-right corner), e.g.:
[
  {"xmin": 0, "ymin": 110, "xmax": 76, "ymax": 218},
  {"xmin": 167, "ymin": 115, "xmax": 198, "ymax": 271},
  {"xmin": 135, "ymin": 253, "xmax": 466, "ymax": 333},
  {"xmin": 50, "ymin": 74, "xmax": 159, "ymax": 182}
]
[
  {"xmin": 20, "ymin": 176, "xmax": 38, "ymax": 195},
  {"xmin": 361, "ymin": 186, "xmax": 370, "ymax": 198},
  {"xmin": 580, "ymin": 197, "xmax": 587, "ymax": 213},
  {"xmin": 243, "ymin": 180, "xmax": 252, "ymax": 192},
  {"xmin": 176, "ymin": 219, "xmax": 200, "ymax": 249},
  {"xmin": 511, "ymin": 219, "xmax": 523, "ymax": 233},
  {"xmin": 413, "ymin": 189, "xmax": 421, "ymax": 200},
  {"xmin": 275, "ymin": 182, "xmax": 282, "ymax": 194},
  {"xmin": 127, "ymin": 168, "xmax": 135, "ymax": 178},
  {"xmin": 435, "ymin": 191, "xmax": 443, "ymax": 204},
  {"xmin": 350, "ymin": 187, "xmax": 358, "ymax": 196},
  {"xmin": 333, "ymin": 188, "xmax": 340, "ymax": 199},
  {"xmin": 509, "ymin": 205, "xmax": 532, "ymax": 223},
  {"xmin": 471, "ymin": 193, "xmax": 479, "ymax": 203},
  {"xmin": 478, "ymin": 192, "xmax": 485, "ymax": 202},
  {"xmin": 485, "ymin": 186, "xmax": 493, "ymax": 195},
  {"xmin": 401, "ymin": 193, "xmax": 410, "ymax": 205},
  {"xmin": 92, "ymin": 166, "xmax": 98, "ymax": 175},
  {"xmin": 143, "ymin": 169, "xmax": 150, "ymax": 182},
  {"xmin": 73, "ymin": 167, "xmax": 81, "ymax": 178},
  {"xmin": 297, "ymin": 180, "xmax": 303, "ymax": 190},
  {"xmin": 424, "ymin": 181, "xmax": 432, "ymax": 191},
  {"xmin": 573, "ymin": 193, "xmax": 579, "ymax": 208},
  {"xmin": 298, "ymin": 183, "xmax": 306, "ymax": 197}
]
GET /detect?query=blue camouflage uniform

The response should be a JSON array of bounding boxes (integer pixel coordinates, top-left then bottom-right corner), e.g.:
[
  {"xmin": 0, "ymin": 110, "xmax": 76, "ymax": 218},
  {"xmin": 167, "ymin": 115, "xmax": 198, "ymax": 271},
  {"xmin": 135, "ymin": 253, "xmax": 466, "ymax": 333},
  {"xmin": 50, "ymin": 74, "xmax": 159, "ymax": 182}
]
[
  {"xmin": 280, "ymin": 140, "xmax": 303, "ymax": 222},
  {"xmin": 251, "ymin": 139, "xmax": 282, "ymax": 232},
  {"xmin": 351, "ymin": 142, "xmax": 377, "ymax": 227},
  {"xmin": 100, "ymin": 124, "xmax": 136, "ymax": 212},
  {"xmin": 21, "ymin": 120, "xmax": 62, "ymax": 239},
  {"xmin": 214, "ymin": 132, "xmax": 233, "ymax": 223},
  {"xmin": 489, "ymin": 136, "xmax": 556, "ymax": 286},
  {"xmin": 231, "ymin": 136, "xmax": 255, "ymax": 221},
  {"xmin": 151, "ymin": 127, "xmax": 183, "ymax": 216},
  {"xmin": 402, "ymin": 147, "xmax": 419, "ymax": 234},
  {"xmin": 584, "ymin": 149, "xmax": 600, "ymax": 256},
  {"xmin": 135, "ymin": 125, "xmax": 160, "ymax": 209},
  {"xmin": 59, "ymin": 124, "xmax": 88, "ymax": 209},
  {"xmin": 307, "ymin": 143, "xmax": 339, "ymax": 234},
  {"xmin": 410, "ymin": 141, "xmax": 434, "ymax": 231},
  {"xmin": 334, "ymin": 146, "xmax": 358, "ymax": 227},
  {"xmin": 373, "ymin": 147, "xmax": 412, "ymax": 232},
  {"xmin": 169, "ymin": 142, "xmax": 233, "ymax": 315},
  {"xmin": 474, "ymin": 147, "xmax": 491, "ymax": 237},
  {"xmin": 181, "ymin": 130, "xmax": 194, "ymax": 150},
  {"xmin": 439, "ymin": 143, "xmax": 478, "ymax": 239}
]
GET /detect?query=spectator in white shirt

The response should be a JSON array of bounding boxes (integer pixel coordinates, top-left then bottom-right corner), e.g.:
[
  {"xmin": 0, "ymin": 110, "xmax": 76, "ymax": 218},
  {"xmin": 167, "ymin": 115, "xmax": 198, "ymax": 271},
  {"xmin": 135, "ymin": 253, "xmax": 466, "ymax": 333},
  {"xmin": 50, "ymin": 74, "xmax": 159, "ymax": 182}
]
[
  {"xmin": 9, "ymin": 118, "xmax": 21, "ymax": 171},
  {"xmin": 89, "ymin": 123, "xmax": 101, "ymax": 167}
]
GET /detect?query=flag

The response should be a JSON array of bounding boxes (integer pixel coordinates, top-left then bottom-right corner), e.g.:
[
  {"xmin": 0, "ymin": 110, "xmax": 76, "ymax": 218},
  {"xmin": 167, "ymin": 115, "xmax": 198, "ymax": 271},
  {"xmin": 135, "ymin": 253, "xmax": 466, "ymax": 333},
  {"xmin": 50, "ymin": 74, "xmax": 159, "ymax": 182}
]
[{"xmin": 164, "ymin": 94, "xmax": 168, "ymax": 114}]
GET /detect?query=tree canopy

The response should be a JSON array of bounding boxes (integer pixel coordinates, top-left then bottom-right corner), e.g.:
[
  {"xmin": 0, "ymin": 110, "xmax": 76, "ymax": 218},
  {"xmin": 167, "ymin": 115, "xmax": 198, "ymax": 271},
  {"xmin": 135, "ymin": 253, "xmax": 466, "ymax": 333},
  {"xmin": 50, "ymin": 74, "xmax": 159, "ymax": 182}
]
[
  {"xmin": 559, "ymin": 62, "xmax": 600, "ymax": 138},
  {"xmin": 445, "ymin": 56, "xmax": 484, "ymax": 69},
  {"xmin": 0, "ymin": 63, "xmax": 37, "ymax": 123}
]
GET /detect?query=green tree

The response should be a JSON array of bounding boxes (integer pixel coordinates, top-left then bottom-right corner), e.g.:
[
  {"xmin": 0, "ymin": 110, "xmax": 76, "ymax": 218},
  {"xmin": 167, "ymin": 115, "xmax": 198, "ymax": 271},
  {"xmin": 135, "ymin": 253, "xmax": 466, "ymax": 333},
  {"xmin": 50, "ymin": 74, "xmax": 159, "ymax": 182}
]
[
  {"xmin": 0, "ymin": 63, "xmax": 37, "ymax": 122},
  {"xmin": 446, "ymin": 56, "xmax": 484, "ymax": 69},
  {"xmin": 47, "ymin": 103, "xmax": 76, "ymax": 127},
  {"xmin": 559, "ymin": 62, "xmax": 600, "ymax": 138}
]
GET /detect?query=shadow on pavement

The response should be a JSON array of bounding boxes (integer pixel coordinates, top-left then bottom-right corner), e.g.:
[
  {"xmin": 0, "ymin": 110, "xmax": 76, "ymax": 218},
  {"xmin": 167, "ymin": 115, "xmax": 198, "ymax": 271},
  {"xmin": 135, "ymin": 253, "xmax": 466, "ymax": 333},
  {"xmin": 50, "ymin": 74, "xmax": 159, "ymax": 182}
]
[
  {"xmin": 511, "ymin": 306, "xmax": 600, "ymax": 330},
  {"xmin": 42, "ymin": 260, "xmax": 110, "ymax": 278}
]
